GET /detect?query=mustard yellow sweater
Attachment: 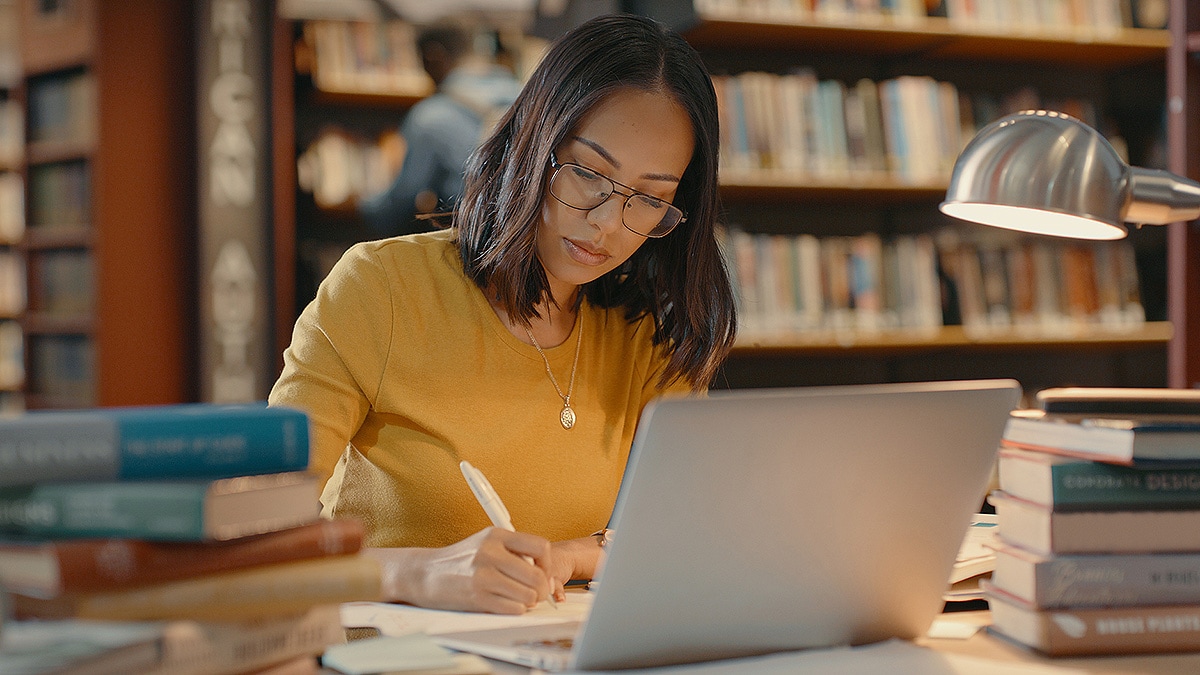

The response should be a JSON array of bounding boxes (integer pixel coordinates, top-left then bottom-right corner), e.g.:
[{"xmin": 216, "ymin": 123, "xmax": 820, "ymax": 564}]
[{"xmin": 269, "ymin": 229, "xmax": 690, "ymax": 548}]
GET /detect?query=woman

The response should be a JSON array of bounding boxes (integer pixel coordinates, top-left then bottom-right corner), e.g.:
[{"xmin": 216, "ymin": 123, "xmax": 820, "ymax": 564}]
[{"xmin": 269, "ymin": 13, "xmax": 736, "ymax": 614}]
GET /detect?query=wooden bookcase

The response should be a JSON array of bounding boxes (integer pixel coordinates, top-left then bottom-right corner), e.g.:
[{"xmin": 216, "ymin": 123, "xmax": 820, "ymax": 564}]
[
  {"xmin": 681, "ymin": 8, "xmax": 1173, "ymax": 393},
  {"xmin": 1167, "ymin": 0, "xmax": 1200, "ymax": 388},
  {"xmin": 12, "ymin": 0, "xmax": 194, "ymax": 409},
  {"xmin": 0, "ymin": 0, "xmax": 21, "ymax": 412},
  {"xmin": 270, "ymin": 5, "xmax": 1174, "ymax": 396}
]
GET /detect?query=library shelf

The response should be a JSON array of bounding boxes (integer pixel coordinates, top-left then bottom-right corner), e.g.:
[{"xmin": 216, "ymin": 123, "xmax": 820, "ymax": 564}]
[
  {"xmin": 9, "ymin": 0, "xmax": 194, "ymax": 409},
  {"xmin": 684, "ymin": 16, "xmax": 1170, "ymax": 68},
  {"xmin": 718, "ymin": 171, "xmax": 945, "ymax": 203},
  {"xmin": 22, "ymin": 226, "xmax": 92, "ymax": 250},
  {"xmin": 304, "ymin": 88, "xmax": 425, "ymax": 109},
  {"xmin": 689, "ymin": 4, "xmax": 1171, "ymax": 390},
  {"xmin": 732, "ymin": 322, "xmax": 1172, "ymax": 357},
  {"xmin": 271, "ymin": 6, "xmax": 1175, "ymax": 393},
  {"xmin": 26, "ymin": 141, "xmax": 92, "ymax": 166},
  {"xmin": 22, "ymin": 313, "xmax": 94, "ymax": 335}
]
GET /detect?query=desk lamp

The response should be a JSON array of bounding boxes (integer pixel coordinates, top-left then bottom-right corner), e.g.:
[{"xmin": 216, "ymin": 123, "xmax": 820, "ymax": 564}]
[{"xmin": 939, "ymin": 110, "xmax": 1200, "ymax": 239}]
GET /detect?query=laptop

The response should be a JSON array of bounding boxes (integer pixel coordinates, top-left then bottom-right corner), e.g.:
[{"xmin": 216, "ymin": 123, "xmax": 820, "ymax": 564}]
[{"xmin": 435, "ymin": 379, "xmax": 1021, "ymax": 671}]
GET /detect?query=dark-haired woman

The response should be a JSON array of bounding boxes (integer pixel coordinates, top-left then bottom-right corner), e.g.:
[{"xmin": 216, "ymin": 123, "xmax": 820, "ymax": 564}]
[{"xmin": 269, "ymin": 13, "xmax": 736, "ymax": 614}]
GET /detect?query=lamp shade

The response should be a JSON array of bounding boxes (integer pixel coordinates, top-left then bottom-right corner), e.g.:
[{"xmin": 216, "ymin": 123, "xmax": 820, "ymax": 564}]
[{"xmin": 940, "ymin": 110, "xmax": 1200, "ymax": 240}]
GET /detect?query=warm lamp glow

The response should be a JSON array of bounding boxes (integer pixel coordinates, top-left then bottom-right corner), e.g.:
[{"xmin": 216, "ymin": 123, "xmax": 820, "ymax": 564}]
[
  {"xmin": 939, "ymin": 203, "xmax": 1127, "ymax": 241},
  {"xmin": 941, "ymin": 110, "xmax": 1200, "ymax": 240}
]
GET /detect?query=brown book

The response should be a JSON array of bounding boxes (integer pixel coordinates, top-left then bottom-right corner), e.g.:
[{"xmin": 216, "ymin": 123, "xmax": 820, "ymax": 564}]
[
  {"xmin": 0, "ymin": 518, "xmax": 364, "ymax": 598},
  {"xmin": 0, "ymin": 604, "xmax": 342, "ymax": 675},
  {"xmin": 1061, "ymin": 243, "xmax": 1100, "ymax": 322},
  {"xmin": 988, "ymin": 586, "xmax": 1200, "ymax": 656},
  {"xmin": 11, "ymin": 554, "xmax": 381, "ymax": 621}
]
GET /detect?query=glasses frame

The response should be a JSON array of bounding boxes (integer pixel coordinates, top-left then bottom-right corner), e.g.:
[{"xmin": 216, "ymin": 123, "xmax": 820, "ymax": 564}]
[{"xmin": 548, "ymin": 153, "xmax": 686, "ymax": 238}]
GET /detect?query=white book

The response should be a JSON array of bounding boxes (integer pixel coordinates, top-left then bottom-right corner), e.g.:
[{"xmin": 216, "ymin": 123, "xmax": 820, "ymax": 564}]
[
  {"xmin": 794, "ymin": 234, "xmax": 825, "ymax": 331},
  {"xmin": 776, "ymin": 73, "xmax": 808, "ymax": 176}
]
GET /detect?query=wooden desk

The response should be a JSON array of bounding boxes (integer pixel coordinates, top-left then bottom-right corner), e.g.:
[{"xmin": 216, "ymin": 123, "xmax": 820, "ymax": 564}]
[{"xmin": 471, "ymin": 611, "xmax": 1200, "ymax": 674}]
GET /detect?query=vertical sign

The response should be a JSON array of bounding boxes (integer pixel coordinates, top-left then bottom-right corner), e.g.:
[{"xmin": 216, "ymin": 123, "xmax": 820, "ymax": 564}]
[{"xmin": 196, "ymin": 0, "xmax": 272, "ymax": 402}]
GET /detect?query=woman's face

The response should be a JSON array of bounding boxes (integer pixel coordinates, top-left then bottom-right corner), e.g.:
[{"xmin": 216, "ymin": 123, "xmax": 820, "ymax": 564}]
[{"xmin": 537, "ymin": 87, "xmax": 695, "ymax": 302}]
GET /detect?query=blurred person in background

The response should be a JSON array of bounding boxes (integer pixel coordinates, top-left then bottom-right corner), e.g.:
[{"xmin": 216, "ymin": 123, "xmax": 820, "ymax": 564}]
[{"xmin": 358, "ymin": 20, "xmax": 522, "ymax": 236}]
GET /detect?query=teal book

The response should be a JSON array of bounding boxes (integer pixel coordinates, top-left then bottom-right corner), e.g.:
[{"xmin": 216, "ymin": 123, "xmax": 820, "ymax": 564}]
[
  {"xmin": 998, "ymin": 446, "xmax": 1200, "ymax": 511},
  {"xmin": 0, "ymin": 472, "xmax": 321, "ymax": 541},
  {"xmin": 0, "ymin": 403, "xmax": 309, "ymax": 486}
]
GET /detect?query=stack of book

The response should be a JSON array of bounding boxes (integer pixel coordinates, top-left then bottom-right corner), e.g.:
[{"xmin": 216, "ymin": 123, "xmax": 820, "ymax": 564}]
[
  {"xmin": 985, "ymin": 387, "xmax": 1200, "ymax": 656},
  {"xmin": 0, "ymin": 403, "xmax": 380, "ymax": 675}
]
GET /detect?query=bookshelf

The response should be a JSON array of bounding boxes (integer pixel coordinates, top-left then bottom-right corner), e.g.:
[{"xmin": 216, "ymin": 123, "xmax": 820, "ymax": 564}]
[
  {"xmin": 277, "ymin": 18, "xmax": 432, "ymax": 344},
  {"xmin": 269, "ymin": 4, "xmax": 1174, "ymax": 393},
  {"xmin": 0, "ymin": 0, "xmax": 21, "ymax": 412},
  {"xmin": 10, "ymin": 0, "xmax": 194, "ymax": 409},
  {"xmin": 680, "ymin": 4, "xmax": 1174, "ymax": 391},
  {"xmin": 1166, "ymin": 0, "xmax": 1200, "ymax": 388}
]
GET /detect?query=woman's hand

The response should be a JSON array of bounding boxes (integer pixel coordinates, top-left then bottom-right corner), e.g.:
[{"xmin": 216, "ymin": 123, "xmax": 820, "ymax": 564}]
[
  {"xmin": 364, "ymin": 527, "xmax": 556, "ymax": 614},
  {"xmin": 546, "ymin": 535, "xmax": 606, "ymax": 599}
]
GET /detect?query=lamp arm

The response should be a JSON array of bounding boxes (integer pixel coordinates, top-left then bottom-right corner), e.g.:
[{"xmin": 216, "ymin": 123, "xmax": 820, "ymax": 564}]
[{"xmin": 1125, "ymin": 167, "xmax": 1200, "ymax": 225}]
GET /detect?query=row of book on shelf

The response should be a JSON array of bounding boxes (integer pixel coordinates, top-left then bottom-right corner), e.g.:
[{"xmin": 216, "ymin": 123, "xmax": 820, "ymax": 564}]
[
  {"xmin": 719, "ymin": 225, "xmax": 1145, "ymax": 339},
  {"xmin": 0, "ymin": 0, "xmax": 17, "ymax": 90},
  {"xmin": 982, "ymin": 386, "xmax": 1200, "ymax": 656},
  {"xmin": 26, "ymin": 70, "xmax": 95, "ymax": 149},
  {"xmin": 0, "ymin": 98, "xmax": 21, "ymax": 169},
  {"xmin": 301, "ymin": 19, "xmax": 546, "ymax": 99},
  {"xmin": 0, "ymin": 170, "xmax": 22, "ymax": 243},
  {"xmin": 694, "ymin": 0, "xmax": 1166, "ymax": 30},
  {"xmin": 0, "ymin": 403, "xmax": 383, "ymax": 675},
  {"xmin": 29, "ymin": 160, "xmax": 89, "ymax": 229},
  {"xmin": 28, "ymin": 333, "xmax": 94, "ymax": 407},
  {"xmin": 303, "ymin": 19, "xmax": 434, "ymax": 96},
  {"xmin": 296, "ymin": 126, "xmax": 404, "ymax": 211},
  {"xmin": 714, "ymin": 68, "xmax": 1110, "ymax": 186}
]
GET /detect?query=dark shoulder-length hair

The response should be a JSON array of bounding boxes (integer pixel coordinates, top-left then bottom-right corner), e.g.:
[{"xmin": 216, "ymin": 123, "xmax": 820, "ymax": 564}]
[{"xmin": 455, "ymin": 13, "xmax": 736, "ymax": 390}]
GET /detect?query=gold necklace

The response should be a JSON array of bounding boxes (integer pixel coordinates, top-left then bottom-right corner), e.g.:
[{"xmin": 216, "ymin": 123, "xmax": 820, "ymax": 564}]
[{"xmin": 524, "ymin": 310, "xmax": 583, "ymax": 430}]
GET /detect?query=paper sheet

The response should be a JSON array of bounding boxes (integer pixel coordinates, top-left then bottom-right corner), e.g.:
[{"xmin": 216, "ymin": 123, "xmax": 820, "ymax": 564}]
[{"xmin": 340, "ymin": 592, "xmax": 592, "ymax": 637}]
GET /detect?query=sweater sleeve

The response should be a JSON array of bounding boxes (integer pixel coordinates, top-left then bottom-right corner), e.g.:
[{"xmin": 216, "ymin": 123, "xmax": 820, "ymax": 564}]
[{"xmin": 269, "ymin": 244, "xmax": 392, "ymax": 483}]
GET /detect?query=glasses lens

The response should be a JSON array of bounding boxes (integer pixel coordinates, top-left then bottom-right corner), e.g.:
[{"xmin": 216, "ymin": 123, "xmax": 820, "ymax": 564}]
[
  {"xmin": 625, "ymin": 195, "xmax": 683, "ymax": 237},
  {"xmin": 551, "ymin": 164, "xmax": 612, "ymax": 210}
]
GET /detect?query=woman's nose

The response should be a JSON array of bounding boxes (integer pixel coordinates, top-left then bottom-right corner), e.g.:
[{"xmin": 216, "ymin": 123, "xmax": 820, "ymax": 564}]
[{"xmin": 586, "ymin": 192, "xmax": 628, "ymax": 232}]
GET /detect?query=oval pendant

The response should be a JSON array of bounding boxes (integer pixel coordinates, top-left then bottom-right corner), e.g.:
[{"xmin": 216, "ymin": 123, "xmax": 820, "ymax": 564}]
[{"xmin": 560, "ymin": 405, "xmax": 576, "ymax": 430}]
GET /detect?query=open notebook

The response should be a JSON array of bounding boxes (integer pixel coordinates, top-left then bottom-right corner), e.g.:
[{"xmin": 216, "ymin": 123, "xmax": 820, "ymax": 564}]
[{"xmin": 435, "ymin": 379, "xmax": 1021, "ymax": 671}]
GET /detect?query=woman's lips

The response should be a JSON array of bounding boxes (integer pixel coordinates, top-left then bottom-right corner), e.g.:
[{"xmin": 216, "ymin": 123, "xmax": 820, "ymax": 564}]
[{"xmin": 564, "ymin": 238, "xmax": 609, "ymax": 266}]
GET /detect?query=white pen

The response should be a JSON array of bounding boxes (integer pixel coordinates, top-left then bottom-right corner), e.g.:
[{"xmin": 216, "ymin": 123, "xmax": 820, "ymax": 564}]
[{"xmin": 459, "ymin": 460, "xmax": 557, "ymax": 607}]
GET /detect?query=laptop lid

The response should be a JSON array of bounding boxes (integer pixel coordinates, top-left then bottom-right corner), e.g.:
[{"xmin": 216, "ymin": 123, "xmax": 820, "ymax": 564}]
[{"xmin": 570, "ymin": 378, "xmax": 1020, "ymax": 670}]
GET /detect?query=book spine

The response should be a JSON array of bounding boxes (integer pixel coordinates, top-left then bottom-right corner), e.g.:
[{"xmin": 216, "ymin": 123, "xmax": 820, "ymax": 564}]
[
  {"xmin": 115, "ymin": 405, "xmax": 309, "ymax": 479},
  {"xmin": 993, "ymin": 546, "xmax": 1200, "ymax": 608},
  {"xmin": 1002, "ymin": 416, "xmax": 1134, "ymax": 463},
  {"xmin": 15, "ymin": 555, "xmax": 381, "ymax": 621},
  {"xmin": 1049, "ymin": 462, "xmax": 1200, "ymax": 508},
  {"xmin": 1031, "ymin": 553, "xmax": 1200, "ymax": 608},
  {"xmin": 14, "ymin": 518, "xmax": 366, "ymax": 596},
  {"xmin": 0, "ymin": 481, "xmax": 211, "ymax": 540},
  {"xmin": 990, "ymin": 593, "xmax": 1200, "ymax": 656},
  {"xmin": 149, "ymin": 604, "xmax": 343, "ymax": 675},
  {"xmin": 993, "ymin": 492, "xmax": 1200, "ymax": 554},
  {"xmin": 1003, "ymin": 453, "xmax": 1200, "ymax": 509},
  {"xmin": 0, "ymin": 404, "xmax": 309, "ymax": 486}
]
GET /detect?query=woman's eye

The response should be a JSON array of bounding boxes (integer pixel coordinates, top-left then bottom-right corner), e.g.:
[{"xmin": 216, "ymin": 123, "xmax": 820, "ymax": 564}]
[
  {"xmin": 570, "ymin": 166, "xmax": 601, "ymax": 181},
  {"xmin": 635, "ymin": 195, "xmax": 666, "ymax": 210}
]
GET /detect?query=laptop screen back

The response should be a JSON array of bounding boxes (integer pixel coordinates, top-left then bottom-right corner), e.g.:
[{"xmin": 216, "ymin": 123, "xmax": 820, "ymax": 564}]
[{"xmin": 572, "ymin": 379, "xmax": 1020, "ymax": 670}]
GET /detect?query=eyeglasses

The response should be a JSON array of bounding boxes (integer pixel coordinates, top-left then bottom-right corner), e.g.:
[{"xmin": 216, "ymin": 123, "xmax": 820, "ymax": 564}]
[{"xmin": 548, "ymin": 154, "xmax": 686, "ymax": 238}]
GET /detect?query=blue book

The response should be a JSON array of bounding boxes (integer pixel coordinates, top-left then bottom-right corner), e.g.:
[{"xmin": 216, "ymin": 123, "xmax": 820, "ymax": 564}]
[
  {"xmin": 0, "ymin": 404, "xmax": 309, "ymax": 486},
  {"xmin": 0, "ymin": 472, "xmax": 321, "ymax": 541}
]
